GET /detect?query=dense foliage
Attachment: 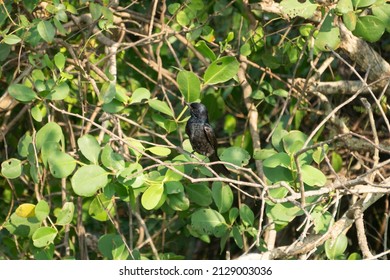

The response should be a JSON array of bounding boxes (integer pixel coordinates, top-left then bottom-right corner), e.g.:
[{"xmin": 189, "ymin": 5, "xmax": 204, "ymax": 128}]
[{"xmin": 0, "ymin": 0, "xmax": 389, "ymax": 260}]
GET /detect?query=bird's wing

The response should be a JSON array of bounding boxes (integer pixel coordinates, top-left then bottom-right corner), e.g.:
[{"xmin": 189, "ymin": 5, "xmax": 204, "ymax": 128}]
[{"xmin": 203, "ymin": 123, "xmax": 218, "ymax": 151}]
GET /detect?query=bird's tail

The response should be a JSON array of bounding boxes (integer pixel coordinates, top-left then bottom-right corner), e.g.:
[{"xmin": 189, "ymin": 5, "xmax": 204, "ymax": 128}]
[{"xmin": 209, "ymin": 153, "xmax": 230, "ymax": 177}]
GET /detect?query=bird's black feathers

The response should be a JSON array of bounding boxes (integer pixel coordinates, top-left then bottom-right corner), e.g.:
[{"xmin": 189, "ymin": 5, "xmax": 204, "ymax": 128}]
[{"xmin": 185, "ymin": 102, "xmax": 229, "ymax": 177}]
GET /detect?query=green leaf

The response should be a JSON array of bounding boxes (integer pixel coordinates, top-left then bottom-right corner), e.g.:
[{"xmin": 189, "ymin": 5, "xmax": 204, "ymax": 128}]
[
  {"xmin": 311, "ymin": 206, "xmax": 333, "ymax": 234},
  {"xmin": 54, "ymin": 52, "xmax": 65, "ymax": 71},
  {"xmin": 48, "ymin": 150, "xmax": 76, "ymax": 178},
  {"xmin": 89, "ymin": 2, "xmax": 102, "ymax": 20},
  {"xmin": 351, "ymin": 0, "xmax": 376, "ymax": 8},
  {"xmin": 203, "ymin": 56, "xmax": 239, "ymax": 85},
  {"xmin": 89, "ymin": 193, "xmax": 115, "ymax": 221},
  {"xmin": 168, "ymin": 3, "xmax": 180, "ymax": 14},
  {"xmin": 336, "ymin": 0, "xmax": 354, "ymax": 14},
  {"xmin": 312, "ymin": 145, "xmax": 328, "ymax": 164},
  {"xmin": 232, "ymin": 226, "xmax": 243, "ymax": 249},
  {"xmin": 212, "ymin": 182, "xmax": 233, "ymax": 214},
  {"xmin": 47, "ymin": 82, "xmax": 70, "ymax": 100},
  {"xmin": 4, "ymin": 213, "xmax": 40, "ymax": 237},
  {"xmin": 185, "ymin": 183, "xmax": 212, "ymax": 207},
  {"xmin": 195, "ymin": 40, "xmax": 217, "ymax": 61},
  {"xmin": 35, "ymin": 200, "xmax": 50, "ymax": 222},
  {"xmin": 325, "ymin": 234, "xmax": 348, "ymax": 260},
  {"xmin": 56, "ymin": 202, "xmax": 74, "ymax": 226},
  {"xmin": 0, "ymin": 43, "xmax": 11, "ymax": 61},
  {"xmin": 18, "ymin": 132, "xmax": 32, "ymax": 158},
  {"xmin": 8, "ymin": 84, "xmax": 37, "ymax": 102},
  {"xmin": 165, "ymin": 181, "xmax": 184, "ymax": 194},
  {"xmin": 253, "ymin": 148, "xmax": 277, "ymax": 160},
  {"xmin": 280, "ymin": 0, "xmax": 318, "ymax": 19},
  {"xmin": 353, "ymin": 15, "xmax": 385, "ymax": 43},
  {"xmin": 32, "ymin": 227, "xmax": 57, "ymax": 248},
  {"xmin": 191, "ymin": 208, "xmax": 226, "ymax": 235},
  {"xmin": 3, "ymin": 34, "xmax": 21, "ymax": 45},
  {"xmin": 177, "ymin": 10, "xmax": 190, "ymax": 26},
  {"xmin": 301, "ymin": 165, "xmax": 327, "ymax": 187},
  {"xmin": 36, "ymin": 122, "xmax": 63, "ymax": 151},
  {"xmin": 266, "ymin": 203, "xmax": 303, "ymax": 230},
  {"xmin": 148, "ymin": 146, "xmax": 171, "ymax": 157},
  {"xmin": 314, "ymin": 11, "xmax": 341, "ymax": 51},
  {"xmin": 229, "ymin": 207, "xmax": 239, "ymax": 224},
  {"xmin": 141, "ymin": 183, "xmax": 165, "ymax": 210},
  {"xmin": 372, "ymin": 4, "xmax": 390, "ymax": 32},
  {"xmin": 31, "ymin": 105, "xmax": 43, "ymax": 122},
  {"xmin": 77, "ymin": 134, "xmax": 101, "ymax": 164},
  {"xmin": 149, "ymin": 99, "xmax": 174, "ymax": 117},
  {"xmin": 130, "ymin": 87, "xmax": 150, "ymax": 104},
  {"xmin": 71, "ymin": 165, "xmax": 108, "ymax": 197},
  {"xmin": 331, "ymin": 151, "xmax": 343, "ymax": 172},
  {"xmin": 224, "ymin": 114, "xmax": 236, "ymax": 135},
  {"xmin": 166, "ymin": 192, "xmax": 190, "ymax": 211},
  {"xmin": 98, "ymin": 234, "xmax": 129, "ymax": 260},
  {"xmin": 37, "ymin": 20, "xmax": 56, "ymax": 43},
  {"xmin": 1, "ymin": 158, "xmax": 22, "ymax": 179},
  {"xmin": 239, "ymin": 204, "xmax": 255, "ymax": 227},
  {"xmin": 177, "ymin": 70, "xmax": 201, "ymax": 102},
  {"xmin": 100, "ymin": 81, "xmax": 116, "ymax": 104},
  {"xmin": 263, "ymin": 152, "xmax": 291, "ymax": 169},
  {"xmin": 164, "ymin": 165, "xmax": 185, "ymax": 181},
  {"xmin": 101, "ymin": 144, "xmax": 125, "ymax": 172},
  {"xmin": 219, "ymin": 146, "xmax": 250, "ymax": 167}
]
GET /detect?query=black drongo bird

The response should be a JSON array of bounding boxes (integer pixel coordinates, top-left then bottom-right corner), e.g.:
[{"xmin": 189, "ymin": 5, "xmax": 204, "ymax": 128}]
[{"xmin": 185, "ymin": 102, "xmax": 229, "ymax": 176}]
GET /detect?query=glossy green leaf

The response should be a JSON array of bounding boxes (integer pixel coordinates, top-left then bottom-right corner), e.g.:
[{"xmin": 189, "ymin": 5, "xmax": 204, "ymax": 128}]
[
  {"xmin": 8, "ymin": 84, "xmax": 37, "ymax": 102},
  {"xmin": 37, "ymin": 20, "xmax": 56, "ymax": 43},
  {"xmin": 177, "ymin": 70, "xmax": 201, "ymax": 102},
  {"xmin": 204, "ymin": 56, "xmax": 239, "ymax": 85},
  {"xmin": 253, "ymin": 148, "xmax": 277, "ymax": 160},
  {"xmin": 71, "ymin": 165, "xmax": 108, "ymax": 197},
  {"xmin": 47, "ymin": 82, "xmax": 69, "ymax": 100},
  {"xmin": 266, "ymin": 203, "xmax": 303, "ymax": 230},
  {"xmin": 56, "ymin": 202, "xmax": 74, "ymax": 226},
  {"xmin": 48, "ymin": 150, "xmax": 76, "ymax": 178},
  {"xmin": 229, "ymin": 207, "xmax": 239, "ymax": 224},
  {"xmin": 77, "ymin": 134, "xmax": 101, "ymax": 164},
  {"xmin": 164, "ymin": 181, "xmax": 184, "ymax": 194},
  {"xmin": 32, "ymin": 227, "xmax": 57, "ymax": 248},
  {"xmin": 164, "ymin": 165, "xmax": 185, "ymax": 181},
  {"xmin": 312, "ymin": 145, "xmax": 328, "ymax": 164},
  {"xmin": 149, "ymin": 99, "xmax": 174, "ymax": 117},
  {"xmin": 0, "ymin": 43, "xmax": 11, "ymax": 61},
  {"xmin": 263, "ymin": 152, "xmax": 291, "ymax": 169},
  {"xmin": 35, "ymin": 200, "xmax": 50, "ymax": 222},
  {"xmin": 130, "ymin": 87, "xmax": 150, "ymax": 104},
  {"xmin": 191, "ymin": 208, "xmax": 226, "ymax": 235},
  {"xmin": 100, "ymin": 81, "xmax": 116, "ymax": 104},
  {"xmin": 89, "ymin": 2, "xmax": 102, "ymax": 20},
  {"xmin": 186, "ymin": 183, "xmax": 212, "ymax": 207},
  {"xmin": 212, "ymin": 182, "xmax": 233, "ymax": 214},
  {"xmin": 325, "ymin": 234, "xmax": 348, "ymax": 260},
  {"xmin": 1, "ymin": 158, "xmax": 22, "ymax": 179}
]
